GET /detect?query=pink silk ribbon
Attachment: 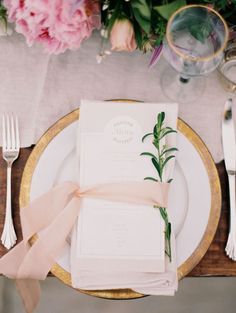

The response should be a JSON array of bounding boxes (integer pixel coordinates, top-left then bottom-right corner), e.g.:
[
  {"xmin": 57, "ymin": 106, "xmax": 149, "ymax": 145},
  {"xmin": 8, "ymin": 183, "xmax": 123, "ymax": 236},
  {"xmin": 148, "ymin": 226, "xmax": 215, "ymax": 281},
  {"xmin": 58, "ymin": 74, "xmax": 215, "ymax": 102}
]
[{"xmin": 0, "ymin": 181, "xmax": 169, "ymax": 313}]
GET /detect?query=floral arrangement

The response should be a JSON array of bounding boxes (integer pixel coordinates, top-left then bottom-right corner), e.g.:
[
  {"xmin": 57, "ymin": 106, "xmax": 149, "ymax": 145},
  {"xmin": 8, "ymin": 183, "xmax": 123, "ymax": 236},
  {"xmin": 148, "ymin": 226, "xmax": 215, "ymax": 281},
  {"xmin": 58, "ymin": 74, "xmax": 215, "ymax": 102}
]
[
  {"xmin": 0, "ymin": 0, "xmax": 235, "ymax": 55},
  {"xmin": 1, "ymin": 0, "xmax": 101, "ymax": 54}
]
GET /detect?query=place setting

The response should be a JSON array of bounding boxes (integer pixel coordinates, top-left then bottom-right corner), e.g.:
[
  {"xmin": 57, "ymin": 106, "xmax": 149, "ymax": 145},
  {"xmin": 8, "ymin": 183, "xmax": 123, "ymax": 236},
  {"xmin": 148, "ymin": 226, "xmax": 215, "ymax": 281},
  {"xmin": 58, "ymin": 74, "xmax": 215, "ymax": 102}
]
[
  {"xmin": 16, "ymin": 97, "xmax": 221, "ymax": 297},
  {"xmin": 0, "ymin": 2, "xmax": 235, "ymax": 313},
  {"xmin": 1, "ymin": 98, "xmax": 221, "ymax": 302}
]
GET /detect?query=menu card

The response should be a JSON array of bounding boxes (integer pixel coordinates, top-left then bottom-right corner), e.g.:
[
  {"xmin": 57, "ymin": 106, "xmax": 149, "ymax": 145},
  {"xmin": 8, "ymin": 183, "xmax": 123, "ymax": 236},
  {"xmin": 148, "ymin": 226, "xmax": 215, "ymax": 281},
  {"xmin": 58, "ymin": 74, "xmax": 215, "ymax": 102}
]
[{"xmin": 74, "ymin": 100, "xmax": 177, "ymax": 274}]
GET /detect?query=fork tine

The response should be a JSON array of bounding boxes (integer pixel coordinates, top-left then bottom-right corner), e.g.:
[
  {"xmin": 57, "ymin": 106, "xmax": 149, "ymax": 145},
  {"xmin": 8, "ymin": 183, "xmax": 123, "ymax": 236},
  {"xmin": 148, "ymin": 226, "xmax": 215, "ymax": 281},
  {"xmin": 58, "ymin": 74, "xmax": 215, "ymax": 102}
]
[
  {"xmin": 2, "ymin": 114, "xmax": 6, "ymax": 150},
  {"xmin": 15, "ymin": 115, "xmax": 20, "ymax": 149},
  {"xmin": 10, "ymin": 114, "xmax": 15, "ymax": 150},
  {"xmin": 6, "ymin": 114, "xmax": 11, "ymax": 149}
]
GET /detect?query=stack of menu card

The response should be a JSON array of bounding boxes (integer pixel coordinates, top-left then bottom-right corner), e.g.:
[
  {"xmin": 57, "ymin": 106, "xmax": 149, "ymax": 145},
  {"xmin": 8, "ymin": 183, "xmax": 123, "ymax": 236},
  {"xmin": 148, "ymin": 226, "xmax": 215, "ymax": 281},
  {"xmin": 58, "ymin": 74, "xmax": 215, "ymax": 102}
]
[{"xmin": 71, "ymin": 100, "xmax": 178, "ymax": 295}]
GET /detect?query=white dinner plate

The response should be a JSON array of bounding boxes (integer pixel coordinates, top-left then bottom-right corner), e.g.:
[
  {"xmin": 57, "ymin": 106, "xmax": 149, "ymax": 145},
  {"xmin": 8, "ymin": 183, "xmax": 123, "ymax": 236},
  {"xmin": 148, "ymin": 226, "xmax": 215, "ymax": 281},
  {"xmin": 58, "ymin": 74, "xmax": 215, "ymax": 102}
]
[{"xmin": 19, "ymin": 108, "xmax": 221, "ymax": 299}]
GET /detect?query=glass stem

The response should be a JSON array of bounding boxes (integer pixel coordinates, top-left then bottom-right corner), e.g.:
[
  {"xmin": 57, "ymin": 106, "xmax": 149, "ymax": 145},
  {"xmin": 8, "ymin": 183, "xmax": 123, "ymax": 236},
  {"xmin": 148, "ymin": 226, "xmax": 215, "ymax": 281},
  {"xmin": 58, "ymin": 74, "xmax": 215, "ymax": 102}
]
[{"xmin": 179, "ymin": 75, "xmax": 190, "ymax": 84}]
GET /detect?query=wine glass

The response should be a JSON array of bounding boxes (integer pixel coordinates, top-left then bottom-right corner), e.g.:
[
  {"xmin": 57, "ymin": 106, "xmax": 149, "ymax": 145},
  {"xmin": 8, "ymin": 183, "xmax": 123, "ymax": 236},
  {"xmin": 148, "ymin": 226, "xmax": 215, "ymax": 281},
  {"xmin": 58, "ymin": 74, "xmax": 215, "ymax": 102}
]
[
  {"xmin": 161, "ymin": 5, "xmax": 229, "ymax": 103},
  {"xmin": 218, "ymin": 26, "xmax": 236, "ymax": 94}
]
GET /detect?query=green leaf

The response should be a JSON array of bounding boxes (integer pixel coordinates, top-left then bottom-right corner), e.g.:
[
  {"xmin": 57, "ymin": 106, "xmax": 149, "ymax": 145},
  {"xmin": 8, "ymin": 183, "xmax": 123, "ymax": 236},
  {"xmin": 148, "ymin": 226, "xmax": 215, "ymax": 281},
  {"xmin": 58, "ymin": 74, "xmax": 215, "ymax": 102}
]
[
  {"xmin": 106, "ymin": 1, "xmax": 122, "ymax": 33},
  {"xmin": 131, "ymin": 0, "xmax": 151, "ymax": 34},
  {"xmin": 153, "ymin": 0, "xmax": 186, "ymax": 20},
  {"xmin": 161, "ymin": 147, "xmax": 178, "ymax": 157},
  {"xmin": 142, "ymin": 132, "xmax": 153, "ymax": 142},
  {"xmin": 152, "ymin": 139, "xmax": 159, "ymax": 150},
  {"xmin": 141, "ymin": 109, "xmax": 176, "ymax": 263},
  {"xmin": 162, "ymin": 155, "xmax": 175, "ymax": 168},
  {"xmin": 167, "ymin": 178, "xmax": 173, "ymax": 183},
  {"xmin": 165, "ymin": 249, "xmax": 171, "ymax": 258},
  {"xmin": 166, "ymin": 222, "xmax": 172, "ymax": 240},
  {"xmin": 0, "ymin": 4, "xmax": 7, "ymax": 15},
  {"xmin": 159, "ymin": 207, "xmax": 168, "ymax": 220},
  {"xmin": 140, "ymin": 152, "xmax": 157, "ymax": 160},
  {"xmin": 153, "ymin": 124, "xmax": 158, "ymax": 138},
  {"xmin": 144, "ymin": 177, "xmax": 158, "ymax": 182},
  {"xmin": 157, "ymin": 112, "xmax": 165, "ymax": 130},
  {"xmin": 133, "ymin": 19, "xmax": 143, "ymax": 50},
  {"xmin": 189, "ymin": 21, "xmax": 213, "ymax": 44},
  {"xmin": 173, "ymin": 7, "xmax": 213, "ymax": 43},
  {"xmin": 159, "ymin": 129, "xmax": 177, "ymax": 140},
  {"xmin": 151, "ymin": 157, "xmax": 162, "ymax": 180}
]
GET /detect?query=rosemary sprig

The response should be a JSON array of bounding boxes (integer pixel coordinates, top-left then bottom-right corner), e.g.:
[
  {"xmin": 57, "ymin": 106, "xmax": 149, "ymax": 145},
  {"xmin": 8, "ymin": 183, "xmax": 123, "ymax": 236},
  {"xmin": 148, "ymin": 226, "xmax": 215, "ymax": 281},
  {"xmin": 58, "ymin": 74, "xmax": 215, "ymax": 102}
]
[{"xmin": 141, "ymin": 112, "xmax": 177, "ymax": 262}]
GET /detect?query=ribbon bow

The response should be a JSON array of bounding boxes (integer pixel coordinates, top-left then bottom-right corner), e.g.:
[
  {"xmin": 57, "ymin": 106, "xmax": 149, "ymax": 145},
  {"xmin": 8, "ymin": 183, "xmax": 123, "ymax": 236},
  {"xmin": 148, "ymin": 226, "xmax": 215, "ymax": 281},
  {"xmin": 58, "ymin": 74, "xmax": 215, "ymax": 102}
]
[{"xmin": 0, "ymin": 181, "xmax": 169, "ymax": 313}]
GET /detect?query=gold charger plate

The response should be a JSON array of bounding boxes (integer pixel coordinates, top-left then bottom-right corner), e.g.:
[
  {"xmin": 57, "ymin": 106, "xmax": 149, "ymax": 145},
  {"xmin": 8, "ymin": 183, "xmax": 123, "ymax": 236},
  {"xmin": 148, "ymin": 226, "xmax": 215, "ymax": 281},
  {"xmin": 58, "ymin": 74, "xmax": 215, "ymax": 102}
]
[{"xmin": 19, "ymin": 104, "xmax": 221, "ymax": 300}]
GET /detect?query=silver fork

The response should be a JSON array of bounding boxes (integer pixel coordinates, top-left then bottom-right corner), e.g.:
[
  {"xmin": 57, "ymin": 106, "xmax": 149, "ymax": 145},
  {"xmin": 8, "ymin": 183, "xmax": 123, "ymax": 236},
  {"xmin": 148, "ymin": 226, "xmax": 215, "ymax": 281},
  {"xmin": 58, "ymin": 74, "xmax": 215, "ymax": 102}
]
[{"xmin": 1, "ymin": 114, "xmax": 20, "ymax": 249}]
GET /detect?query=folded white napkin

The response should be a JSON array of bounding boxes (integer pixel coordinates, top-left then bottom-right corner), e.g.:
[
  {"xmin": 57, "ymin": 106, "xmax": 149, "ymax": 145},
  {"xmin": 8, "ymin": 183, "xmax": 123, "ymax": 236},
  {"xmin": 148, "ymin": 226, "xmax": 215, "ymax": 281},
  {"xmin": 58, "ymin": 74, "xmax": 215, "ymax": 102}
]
[
  {"xmin": 71, "ymin": 226, "xmax": 177, "ymax": 295},
  {"xmin": 70, "ymin": 100, "xmax": 178, "ymax": 296}
]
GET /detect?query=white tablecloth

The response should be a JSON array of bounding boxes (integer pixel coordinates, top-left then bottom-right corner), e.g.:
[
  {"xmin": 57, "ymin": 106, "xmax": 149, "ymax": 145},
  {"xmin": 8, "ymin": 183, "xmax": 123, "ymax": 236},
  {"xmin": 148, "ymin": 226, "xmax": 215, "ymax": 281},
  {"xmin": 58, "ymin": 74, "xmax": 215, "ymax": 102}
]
[{"xmin": 0, "ymin": 30, "xmax": 235, "ymax": 163}]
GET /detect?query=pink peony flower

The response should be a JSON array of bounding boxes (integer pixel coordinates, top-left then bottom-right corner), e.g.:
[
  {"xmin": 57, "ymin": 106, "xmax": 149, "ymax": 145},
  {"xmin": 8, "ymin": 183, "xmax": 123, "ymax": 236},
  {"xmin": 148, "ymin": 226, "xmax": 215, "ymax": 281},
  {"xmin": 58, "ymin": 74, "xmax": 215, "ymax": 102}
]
[
  {"xmin": 110, "ymin": 18, "xmax": 137, "ymax": 52},
  {"xmin": 4, "ymin": 0, "xmax": 101, "ymax": 54}
]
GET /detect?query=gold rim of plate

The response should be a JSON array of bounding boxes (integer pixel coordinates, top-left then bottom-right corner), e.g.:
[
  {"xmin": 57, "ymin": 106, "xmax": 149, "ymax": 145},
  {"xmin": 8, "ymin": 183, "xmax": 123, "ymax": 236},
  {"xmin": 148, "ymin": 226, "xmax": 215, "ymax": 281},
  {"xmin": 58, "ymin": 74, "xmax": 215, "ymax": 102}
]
[{"xmin": 19, "ymin": 102, "xmax": 221, "ymax": 300}]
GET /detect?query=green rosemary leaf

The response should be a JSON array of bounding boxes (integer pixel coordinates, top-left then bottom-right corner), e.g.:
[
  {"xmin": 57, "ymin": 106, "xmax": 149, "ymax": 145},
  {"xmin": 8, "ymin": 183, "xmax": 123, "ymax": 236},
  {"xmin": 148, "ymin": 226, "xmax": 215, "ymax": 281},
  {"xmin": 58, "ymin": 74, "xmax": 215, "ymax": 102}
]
[
  {"xmin": 157, "ymin": 112, "xmax": 165, "ymax": 131},
  {"xmin": 160, "ymin": 147, "xmax": 178, "ymax": 157},
  {"xmin": 166, "ymin": 222, "xmax": 172, "ymax": 262},
  {"xmin": 153, "ymin": 124, "xmax": 158, "ymax": 139},
  {"xmin": 159, "ymin": 207, "xmax": 167, "ymax": 220},
  {"xmin": 162, "ymin": 155, "xmax": 175, "ymax": 168},
  {"xmin": 141, "ymin": 111, "xmax": 177, "ymax": 263},
  {"xmin": 140, "ymin": 152, "xmax": 158, "ymax": 160},
  {"xmin": 162, "ymin": 126, "xmax": 177, "ymax": 132},
  {"xmin": 166, "ymin": 222, "xmax": 171, "ymax": 240},
  {"xmin": 167, "ymin": 178, "xmax": 173, "ymax": 183},
  {"xmin": 142, "ymin": 132, "xmax": 153, "ymax": 142},
  {"xmin": 144, "ymin": 177, "xmax": 158, "ymax": 182},
  {"xmin": 152, "ymin": 139, "xmax": 159, "ymax": 150},
  {"xmin": 151, "ymin": 157, "xmax": 162, "ymax": 180},
  {"xmin": 159, "ymin": 129, "xmax": 177, "ymax": 140},
  {"xmin": 165, "ymin": 250, "xmax": 171, "ymax": 258},
  {"xmin": 158, "ymin": 111, "xmax": 165, "ymax": 124}
]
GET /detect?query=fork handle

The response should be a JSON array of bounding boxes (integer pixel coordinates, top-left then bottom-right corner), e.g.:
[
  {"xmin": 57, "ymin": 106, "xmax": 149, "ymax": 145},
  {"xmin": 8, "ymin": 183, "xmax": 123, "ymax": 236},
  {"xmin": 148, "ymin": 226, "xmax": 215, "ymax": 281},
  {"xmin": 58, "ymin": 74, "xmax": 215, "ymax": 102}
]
[
  {"xmin": 1, "ymin": 164, "xmax": 16, "ymax": 249},
  {"xmin": 6, "ymin": 165, "xmax": 12, "ymax": 220},
  {"xmin": 228, "ymin": 172, "xmax": 236, "ymax": 237}
]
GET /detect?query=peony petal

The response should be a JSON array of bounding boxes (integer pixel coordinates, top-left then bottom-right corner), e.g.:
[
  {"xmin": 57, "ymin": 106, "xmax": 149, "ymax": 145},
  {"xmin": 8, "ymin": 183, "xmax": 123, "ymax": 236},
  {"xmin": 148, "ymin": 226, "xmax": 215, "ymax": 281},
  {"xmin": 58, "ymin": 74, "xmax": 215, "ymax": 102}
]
[{"xmin": 4, "ymin": 0, "xmax": 100, "ymax": 54}]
